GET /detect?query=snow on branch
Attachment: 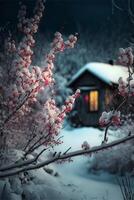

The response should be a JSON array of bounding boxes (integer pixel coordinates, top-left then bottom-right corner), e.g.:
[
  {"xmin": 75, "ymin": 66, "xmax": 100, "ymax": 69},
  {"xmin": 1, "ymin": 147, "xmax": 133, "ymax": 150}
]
[
  {"xmin": 99, "ymin": 47, "xmax": 134, "ymax": 143},
  {"xmin": 0, "ymin": 133, "xmax": 134, "ymax": 178}
]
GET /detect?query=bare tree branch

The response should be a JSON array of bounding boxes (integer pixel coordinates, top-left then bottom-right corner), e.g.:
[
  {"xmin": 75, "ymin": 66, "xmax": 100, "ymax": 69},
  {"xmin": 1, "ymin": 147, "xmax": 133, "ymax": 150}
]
[
  {"xmin": 3, "ymin": 89, "xmax": 33, "ymax": 127},
  {"xmin": 103, "ymin": 97, "xmax": 127, "ymax": 142},
  {"xmin": 23, "ymin": 134, "xmax": 36, "ymax": 151},
  {"xmin": 112, "ymin": 0, "xmax": 124, "ymax": 14},
  {"xmin": 0, "ymin": 134, "xmax": 134, "ymax": 178},
  {"xmin": 24, "ymin": 133, "xmax": 50, "ymax": 157}
]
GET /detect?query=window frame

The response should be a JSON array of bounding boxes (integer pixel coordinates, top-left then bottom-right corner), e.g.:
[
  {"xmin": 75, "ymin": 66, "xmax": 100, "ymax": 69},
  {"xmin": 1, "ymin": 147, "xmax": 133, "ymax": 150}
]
[
  {"xmin": 88, "ymin": 90, "xmax": 99, "ymax": 112},
  {"xmin": 79, "ymin": 87, "xmax": 100, "ymax": 113}
]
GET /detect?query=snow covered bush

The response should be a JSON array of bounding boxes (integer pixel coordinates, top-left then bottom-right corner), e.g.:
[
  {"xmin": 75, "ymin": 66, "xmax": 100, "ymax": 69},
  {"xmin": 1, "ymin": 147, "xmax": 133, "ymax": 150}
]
[{"xmin": 89, "ymin": 141, "xmax": 134, "ymax": 175}]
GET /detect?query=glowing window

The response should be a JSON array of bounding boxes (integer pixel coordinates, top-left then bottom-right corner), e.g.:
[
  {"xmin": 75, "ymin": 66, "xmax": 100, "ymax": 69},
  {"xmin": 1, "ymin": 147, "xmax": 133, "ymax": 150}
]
[{"xmin": 89, "ymin": 91, "xmax": 99, "ymax": 111}]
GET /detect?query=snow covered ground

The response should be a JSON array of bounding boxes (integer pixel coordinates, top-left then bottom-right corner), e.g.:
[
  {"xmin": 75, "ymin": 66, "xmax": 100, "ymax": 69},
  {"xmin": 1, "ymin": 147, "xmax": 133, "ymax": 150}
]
[
  {"xmin": 0, "ymin": 126, "xmax": 125, "ymax": 200},
  {"xmin": 46, "ymin": 126, "xmax": 123, "ymax": 200}
]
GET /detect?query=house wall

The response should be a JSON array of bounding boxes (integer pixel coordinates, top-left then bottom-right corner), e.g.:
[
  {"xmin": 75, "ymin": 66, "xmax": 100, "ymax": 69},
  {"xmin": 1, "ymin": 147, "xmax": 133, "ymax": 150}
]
[{"xmin": 69, "ymin": 70, "xmax": 109, "ymax": 126}]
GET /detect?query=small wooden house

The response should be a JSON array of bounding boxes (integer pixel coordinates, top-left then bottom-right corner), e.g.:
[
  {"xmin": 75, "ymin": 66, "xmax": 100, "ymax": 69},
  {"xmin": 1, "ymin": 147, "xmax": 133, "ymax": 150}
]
[{"xmin": 68, "ymin": 62, "xmax": 128, "ymax": 127}]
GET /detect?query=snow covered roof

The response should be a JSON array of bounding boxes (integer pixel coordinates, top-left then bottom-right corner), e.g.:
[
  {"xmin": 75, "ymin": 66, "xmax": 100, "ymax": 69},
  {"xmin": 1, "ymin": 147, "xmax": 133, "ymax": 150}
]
[{"xmin": 68, "ymin": 62, "xmax": 129, "ymax": 86}]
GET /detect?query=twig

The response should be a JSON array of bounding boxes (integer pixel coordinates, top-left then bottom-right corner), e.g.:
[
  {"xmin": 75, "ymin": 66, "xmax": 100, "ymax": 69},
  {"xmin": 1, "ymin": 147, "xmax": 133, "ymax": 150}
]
[
  {"xmin": 0, "ymin": 134, "xmax": 134, "ymax": 178},
  {"xmin": 3, "ymin": 89, "xmax": 33, "ymax": 126},
  {"xmin": 24, "ymin": 133, "xmax": 50, "ymax": 157},
  {"xmin": 117, "ymin": 175, "xmax": 134, "ymax": 200},
  {"xmin": 24, "ymin": 131, "xmax": 50, "ymax": 156},
  {"xmin": 23, "ymin": 134, "xmax": 36, "ymax": 151},
  {"xmin": 63, "ymin": 147, "xmax": 71, "ymax": 155},
  {"xmin": 34, "ymin": 147, "xmax": 48, "ymax": 162},
  {"xmin": 112, "ymin": 0, "xmax": 124, "ymax": 14},
  {"xmin": 24, "ymin": 135, "xmax": 44, "ymax": 156},
  {"xmin": 103, "ymin": 97, "xmax": 127, "ymax": 142},
  {"xmin": 117, "ymin": 177, "xmax": 127, "ymax": 200}
]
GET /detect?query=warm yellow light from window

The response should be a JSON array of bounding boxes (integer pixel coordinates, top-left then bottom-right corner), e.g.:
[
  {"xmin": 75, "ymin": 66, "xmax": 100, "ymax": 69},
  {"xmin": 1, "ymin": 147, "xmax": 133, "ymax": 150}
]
[{"xmin": 89, "ymin": 91, "xmax": 98, "ymax": 111}]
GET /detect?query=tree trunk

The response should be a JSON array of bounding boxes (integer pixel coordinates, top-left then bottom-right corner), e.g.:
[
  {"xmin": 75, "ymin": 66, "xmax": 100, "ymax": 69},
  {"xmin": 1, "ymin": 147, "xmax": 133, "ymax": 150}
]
[{"xmin": 0, "ymin": 131, "xmax": 7, "ymax": 165}]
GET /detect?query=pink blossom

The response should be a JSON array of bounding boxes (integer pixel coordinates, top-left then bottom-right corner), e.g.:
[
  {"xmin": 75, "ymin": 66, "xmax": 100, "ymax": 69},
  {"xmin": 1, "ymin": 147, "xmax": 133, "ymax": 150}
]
[
  {"xmin": 118, "ymin": 77, "xmax": 128, "ymax": 96},
  {"xmin": 116, "ymin": 47, "xmax": 134, "ymax": 66},
  {"xmin": 0, "ymin": 0, "xmax": 79, "ymax": 151},
  {"xmin": 99, "ymin": 111, "xmax": 121, "ymax": 127},
  {"xmin": 118, "ymin": 77, "xmax": 134, "ymax": 97}
]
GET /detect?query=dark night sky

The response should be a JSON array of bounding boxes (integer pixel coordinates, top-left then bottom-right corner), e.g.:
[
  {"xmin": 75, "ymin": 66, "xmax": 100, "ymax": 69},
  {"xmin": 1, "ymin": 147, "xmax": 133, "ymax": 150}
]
[{"xmin": 0, "ymin": 0, "xmax": 133, "ymax": 36}]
